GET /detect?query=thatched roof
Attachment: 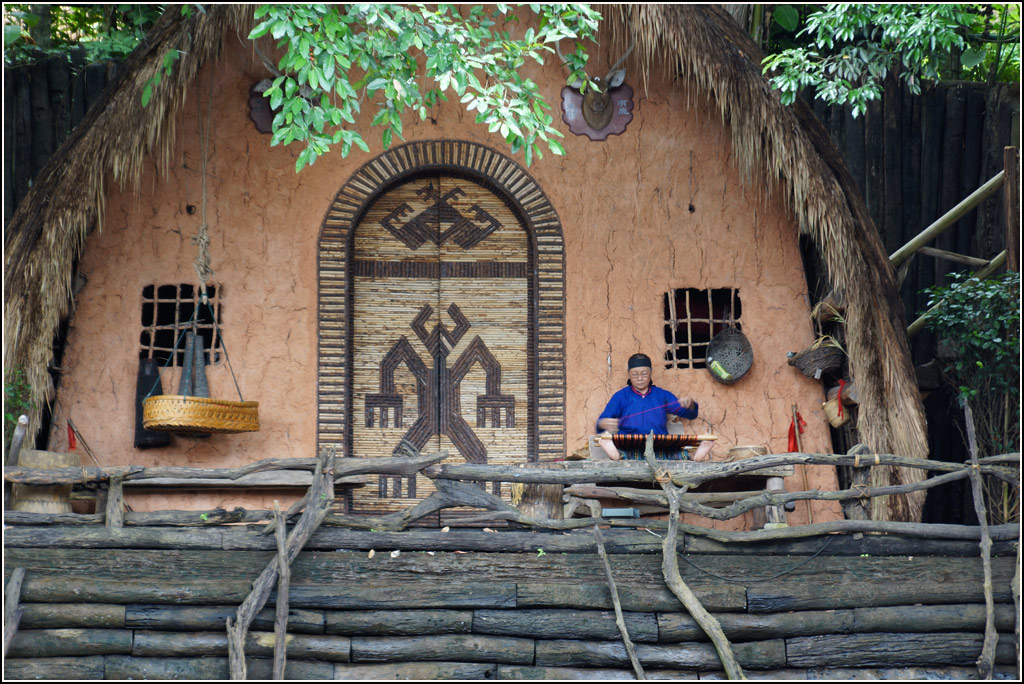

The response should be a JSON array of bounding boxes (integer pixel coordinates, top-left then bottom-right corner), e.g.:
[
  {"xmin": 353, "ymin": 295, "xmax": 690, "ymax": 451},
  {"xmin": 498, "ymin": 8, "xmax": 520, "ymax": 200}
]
[{"xmin": 3, "ymin": 5, "xmax": 928, "ymax": 521}]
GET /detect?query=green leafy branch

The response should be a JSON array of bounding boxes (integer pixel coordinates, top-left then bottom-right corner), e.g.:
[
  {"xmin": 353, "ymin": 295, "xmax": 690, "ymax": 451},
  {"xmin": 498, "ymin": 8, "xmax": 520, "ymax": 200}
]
[{"xmin": 247, "ymin": 3, "xmax": 601, "ymax": 171}]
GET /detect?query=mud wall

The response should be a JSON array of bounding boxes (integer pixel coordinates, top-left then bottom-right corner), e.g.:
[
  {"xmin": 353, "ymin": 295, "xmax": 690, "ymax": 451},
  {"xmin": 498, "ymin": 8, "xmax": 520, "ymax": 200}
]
[{"xmin": 46, "ymin": 25, "xmax": 841, "ymax": 524}]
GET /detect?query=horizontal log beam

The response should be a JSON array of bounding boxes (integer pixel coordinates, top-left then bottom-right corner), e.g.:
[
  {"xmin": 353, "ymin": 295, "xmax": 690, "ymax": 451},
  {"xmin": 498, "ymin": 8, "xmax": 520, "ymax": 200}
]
[
  {"xmin": 324, "ymin": 610, "xmax": 472, "ymax": 636},
  {"xmin": 423, "ymin": 453, "xmax": 1018, "ymax": 488},
  {"xmin": 918, "ymin": 245, "xmax": 991, "ymax": 267},
  {"xmin": 3, "ymin": 451, "xmax": 448, "ymax": 485},
  {"xmin": 335, "ymin": 662, "xmax": 498, "ymax": 679},
  {"xmin": 125, "ymin": 604, "xmax": 324, "ymax": 634},
  {"xmin": 102, "ymin": 655, "xmax": 334, "ymax": 680},
  {"xmin": 474, "ymin": 608, "xmax": 659, "ymax": 642},
  {"xmin": 786, "ymin": 631, "xmax": 1018, "ymax": 668},
  {"xmin": 4, "ymin": 520, "xmax": 1019, "ymax": 556},
  {"xmin": 350, "ymin": 634, "xmax": 534, "ymax": 665},
  {"xmin": 20, "ymin": 603, "xmax": 126, "ymax": 629},
  {"xmin": 658, "ymin": 604, "xmax": 1017, "ymax": 642},
  {"xmin": 133, "ymin": 630, "xmax": 351, "ymax": 661},
  {"xmin": 533, "ymin": 637, "xmax": 786, "ymax": 670}
]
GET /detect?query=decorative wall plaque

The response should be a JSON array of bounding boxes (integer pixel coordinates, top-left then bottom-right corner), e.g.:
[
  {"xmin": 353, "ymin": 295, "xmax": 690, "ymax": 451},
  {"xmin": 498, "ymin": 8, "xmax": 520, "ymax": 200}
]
[{"xmin": 561, "ymin": 84, "xmax": 634, "ymax": 141}]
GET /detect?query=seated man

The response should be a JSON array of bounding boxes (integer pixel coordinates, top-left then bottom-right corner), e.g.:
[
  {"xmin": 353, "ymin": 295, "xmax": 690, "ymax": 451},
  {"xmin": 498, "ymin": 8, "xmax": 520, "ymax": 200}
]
[{"xmin": 596, "ymin": 353, "xmax": 700, "ymax": 460}]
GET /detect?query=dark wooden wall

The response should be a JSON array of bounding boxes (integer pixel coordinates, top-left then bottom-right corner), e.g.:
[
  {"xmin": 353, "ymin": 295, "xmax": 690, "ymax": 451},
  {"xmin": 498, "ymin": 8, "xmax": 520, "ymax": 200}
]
[
  {"xmin": 808, "ymin": 79, "xmax": 1019, "ymax": 524},
  {"xmin": 809, "ymin": 79, "xmax": 1019, "ymax": 362},
  {"xmin": 3, "ymin": 52, "xmax": 120, "ymax": 228},
  {"xmin": 3, "ymin": 528, "xmax": 1019, "ymax": 680}
]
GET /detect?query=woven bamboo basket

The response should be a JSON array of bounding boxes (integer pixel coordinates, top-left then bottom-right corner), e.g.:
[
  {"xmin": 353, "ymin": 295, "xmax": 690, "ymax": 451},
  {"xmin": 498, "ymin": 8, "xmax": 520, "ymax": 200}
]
[{"xmin": 143, "ymin": 395, "xmax": 260, "ymax": 434}]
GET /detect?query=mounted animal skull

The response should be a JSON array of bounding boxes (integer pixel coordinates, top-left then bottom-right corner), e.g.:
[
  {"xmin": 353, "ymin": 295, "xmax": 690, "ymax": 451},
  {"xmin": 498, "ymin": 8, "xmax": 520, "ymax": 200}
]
[{"xmin": 556, "ymin": 39, "xmax": 635, "ymax": 131}]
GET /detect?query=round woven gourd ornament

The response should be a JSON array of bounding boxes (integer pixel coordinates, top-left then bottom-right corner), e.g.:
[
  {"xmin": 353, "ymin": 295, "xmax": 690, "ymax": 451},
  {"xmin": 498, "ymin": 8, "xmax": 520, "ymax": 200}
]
[{"xmin": 706, "ymin": 328, "xmax": 753, "ymax": 385}]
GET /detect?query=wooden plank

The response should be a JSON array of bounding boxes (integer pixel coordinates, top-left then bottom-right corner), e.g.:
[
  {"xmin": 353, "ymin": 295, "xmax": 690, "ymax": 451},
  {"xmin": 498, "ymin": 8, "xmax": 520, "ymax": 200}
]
[
  {"xmin": 125, "ymin": 604, "xmax": 324, "ymax": 634},
  {"xmin": 324, "ymin": 609, "xmax": 472, "ymax": 635},
  {"xmin": 350, "ymin": 634, "xmax": 534, "ymax": 664},
  {"xmin": 785, "ymin": 631, "xmax": 1018, "ymax": 668},
  {"xmin": 133, "ymin": 631, "xmax": 351, "ymax": 661},
  {"xmin": 2, "ymin": 656, "xmax": 106, "ymax": 680},
  {"xmin": 659, "ymin": 604, "xmax": 1017, "ymax": 642},
  {"xmin": 473, "ymin": 608, "xmax": 658, "ymax": 642},
  {"xmin": 7, "ymin": 628, "xmax": 133, "ymax": 657},
  {"xmin": 123, "ymin": 471, "xmax": 365, "ymax": 488},
  {"xmin": 533, "ymin": 638, "xmax": 786, "ymax": 670},
  {"xmin": 21, "ymin": 603, "xmax": 126, "ymax": 629},
  {"xmin": 516, "ymin": 582, "xmax": 746, "ymax": 612},
  {"xmin": 335, "ymin": 661, "xmax": 498, "ymax": 680}
]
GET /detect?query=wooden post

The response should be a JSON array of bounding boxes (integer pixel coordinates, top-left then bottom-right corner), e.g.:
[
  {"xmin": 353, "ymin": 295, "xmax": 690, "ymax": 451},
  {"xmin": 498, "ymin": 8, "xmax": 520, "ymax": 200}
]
[
  {"xmin": 1005, "ymin": 146, "xmax": 1019, "ymax": 273},
  {"xmin": 644, "ymin": 435, "xmax": 746, "ymax": 680},
  {"xmin": 105, "ymin": 474, "xmax": 124, "ymax": 529},
  {"xmin": 962, "ymin": 401, "xmax": 998, "ymax": 679},
  {"xmin": 763, "ymin": 477, "xmax": 788, "ymax": 528},
  {"xmin": 4, "ymin": 415, "xmax": 29, "ymax": 508},
  {"xmin": 3, "ymin": 568, "xmax": 26, "ymax": 658},
  {"xmin": 228, "ymin": 447, "xmax": 336, "ymax": 680},
  {"xmin": 516, "ymin": 462, "xmax": 565, "ymax": 521},
  {"xmin": 272, "ymin": 502, "xmax": 289, "ymax": 680}
]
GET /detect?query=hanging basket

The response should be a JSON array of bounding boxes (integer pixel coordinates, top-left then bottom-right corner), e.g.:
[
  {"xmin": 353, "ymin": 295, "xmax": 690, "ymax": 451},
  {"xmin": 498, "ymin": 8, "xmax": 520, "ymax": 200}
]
[
  {"xmin": 143, "ymin": 395, "xmax": 259, "ymax": 434},
  {"xmin": 706, "ymin": 327, "xmax": 753, "ymax": 385}
]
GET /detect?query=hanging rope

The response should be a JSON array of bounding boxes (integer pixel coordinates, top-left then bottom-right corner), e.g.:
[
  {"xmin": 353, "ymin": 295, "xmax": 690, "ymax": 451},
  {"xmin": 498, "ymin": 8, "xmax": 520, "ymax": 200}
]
[{"xmin": 192, "ymin": 70, "xmax": 216, "ymax": 296}]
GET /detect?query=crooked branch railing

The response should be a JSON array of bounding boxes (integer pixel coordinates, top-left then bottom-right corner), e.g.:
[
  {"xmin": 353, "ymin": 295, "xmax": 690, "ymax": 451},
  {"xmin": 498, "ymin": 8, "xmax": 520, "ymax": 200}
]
[{"xmin": 4, "ymin": 450, "xmax": 1019, "ymax": 537}]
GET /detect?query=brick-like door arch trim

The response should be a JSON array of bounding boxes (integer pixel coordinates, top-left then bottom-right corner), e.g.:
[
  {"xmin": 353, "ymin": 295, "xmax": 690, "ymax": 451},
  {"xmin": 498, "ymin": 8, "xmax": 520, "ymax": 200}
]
[{"xmin": 317, "ymin": 140, "xmax": 566, "ymax": 462}]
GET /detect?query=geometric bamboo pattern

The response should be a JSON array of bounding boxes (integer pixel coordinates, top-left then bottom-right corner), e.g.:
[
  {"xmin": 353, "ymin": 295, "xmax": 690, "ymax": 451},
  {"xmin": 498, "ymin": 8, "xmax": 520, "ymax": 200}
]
[{"xmin": 318, "ymin": 140, "xmax": 566, "ymax": 464}]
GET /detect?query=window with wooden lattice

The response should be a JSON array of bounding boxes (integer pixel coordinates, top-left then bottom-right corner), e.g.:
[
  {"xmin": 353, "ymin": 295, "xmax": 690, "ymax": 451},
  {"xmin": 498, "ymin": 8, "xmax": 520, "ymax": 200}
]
[
  {"xmin": 663, "ymin": 288, "xmax": 742, "ymax": 369},
  {"xmin": 139, "ymin": 284, "xmax": 222, "ymax": 366}
]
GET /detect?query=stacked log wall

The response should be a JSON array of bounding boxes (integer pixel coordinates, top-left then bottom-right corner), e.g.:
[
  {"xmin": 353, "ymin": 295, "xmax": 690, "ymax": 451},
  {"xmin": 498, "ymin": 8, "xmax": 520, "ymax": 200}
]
[{"xmin": 3, "ymin": 527, "xmax": 1018, "ymax": 680}]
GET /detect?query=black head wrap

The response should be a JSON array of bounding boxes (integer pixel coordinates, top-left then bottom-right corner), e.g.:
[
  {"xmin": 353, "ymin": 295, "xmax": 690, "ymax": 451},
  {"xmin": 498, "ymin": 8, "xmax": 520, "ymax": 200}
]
[{"xmin": 627, "ymin": 353, "xmax": 652, "ymax": 370}]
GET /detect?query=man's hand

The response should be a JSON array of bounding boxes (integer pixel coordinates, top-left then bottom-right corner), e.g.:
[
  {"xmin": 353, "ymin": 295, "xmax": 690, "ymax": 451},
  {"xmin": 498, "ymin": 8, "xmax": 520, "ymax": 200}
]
[
  {"xmin": 678, "ymin": 396, "xmax": 695, "ymax": 409},
  {"xmin": 597, "ymin": 417, "xmax": 619, "ymax": 432}
]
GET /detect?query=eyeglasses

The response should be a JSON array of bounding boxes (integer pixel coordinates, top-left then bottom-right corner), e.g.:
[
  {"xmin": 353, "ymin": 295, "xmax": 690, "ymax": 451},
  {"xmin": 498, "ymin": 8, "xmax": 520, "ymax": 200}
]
[{"xmin": 628, "ymin": 369, "xmax": 651, "ymax": 378}]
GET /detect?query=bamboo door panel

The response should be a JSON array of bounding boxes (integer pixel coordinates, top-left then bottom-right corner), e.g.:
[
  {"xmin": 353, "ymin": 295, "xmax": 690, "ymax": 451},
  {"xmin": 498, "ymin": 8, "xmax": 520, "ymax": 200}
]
[{"xmin": 351, "ymin": 175, "xmax": 529, "ymax": 515}]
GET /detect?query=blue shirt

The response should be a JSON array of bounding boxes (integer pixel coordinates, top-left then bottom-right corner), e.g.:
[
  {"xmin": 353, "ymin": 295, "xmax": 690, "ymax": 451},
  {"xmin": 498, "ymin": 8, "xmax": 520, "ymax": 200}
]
[{"xmin": 597, "ymin": 384, "xmax": 698, "ymax": 435}]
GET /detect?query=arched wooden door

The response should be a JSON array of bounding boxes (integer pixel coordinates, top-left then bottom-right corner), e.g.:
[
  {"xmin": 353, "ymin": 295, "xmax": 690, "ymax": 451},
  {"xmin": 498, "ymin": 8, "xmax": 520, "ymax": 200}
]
[{"xmin": 350, "ymin": 174, "xmax": 530, "ymax": 514}]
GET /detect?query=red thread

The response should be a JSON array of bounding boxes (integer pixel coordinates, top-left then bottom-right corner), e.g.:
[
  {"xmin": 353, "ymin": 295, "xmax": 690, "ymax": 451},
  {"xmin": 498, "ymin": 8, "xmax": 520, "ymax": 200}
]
[
  {"xmin": 67, "ymin": 422, "xmax": 77, "ymax": 451},
  {"xmin": 837, "ymin": 379, "xmax": 846, "ymax": 419}
]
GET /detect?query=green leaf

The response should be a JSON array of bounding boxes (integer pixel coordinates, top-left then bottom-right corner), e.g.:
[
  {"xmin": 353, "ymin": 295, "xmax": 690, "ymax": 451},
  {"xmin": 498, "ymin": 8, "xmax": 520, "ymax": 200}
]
[
  {"xmin": 773, "ymin": 5, "xmax": 800, "ymax": 32},
  {"xmin": 960, "ymin": 47, "xmax": 986, "ymax": 69},
  {"xmin": 141, "ymin": 82, "xmax": 152, "ymax": 108}
]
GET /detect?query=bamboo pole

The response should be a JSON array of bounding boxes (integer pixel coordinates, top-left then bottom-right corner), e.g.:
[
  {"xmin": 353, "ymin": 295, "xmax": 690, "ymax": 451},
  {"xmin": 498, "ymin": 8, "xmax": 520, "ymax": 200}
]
[
  {"xmin": 963, "ymin": 401, "xmax": 998, "ymax": 679},
  {"xmin": 890, "ymin": 170, "xmax": 1006, "ymax": 268},
  {"xmin": 644, "ymin": 436, "xmax": 746, "ymax": 680},
  {"xmin": 1005, "ymin": 146, "xmax": 1019, "ymax": 273},
  {"xmin": 918, "ymin": 246, "xmax": 992, "ymax": 268},
  {"xmin": 592, "ymin": 525, "xmax": 645, "ymax": 679},
  {"xmin": 3, "ymin": 568, "xmax": 26, "ymax": 658}
]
